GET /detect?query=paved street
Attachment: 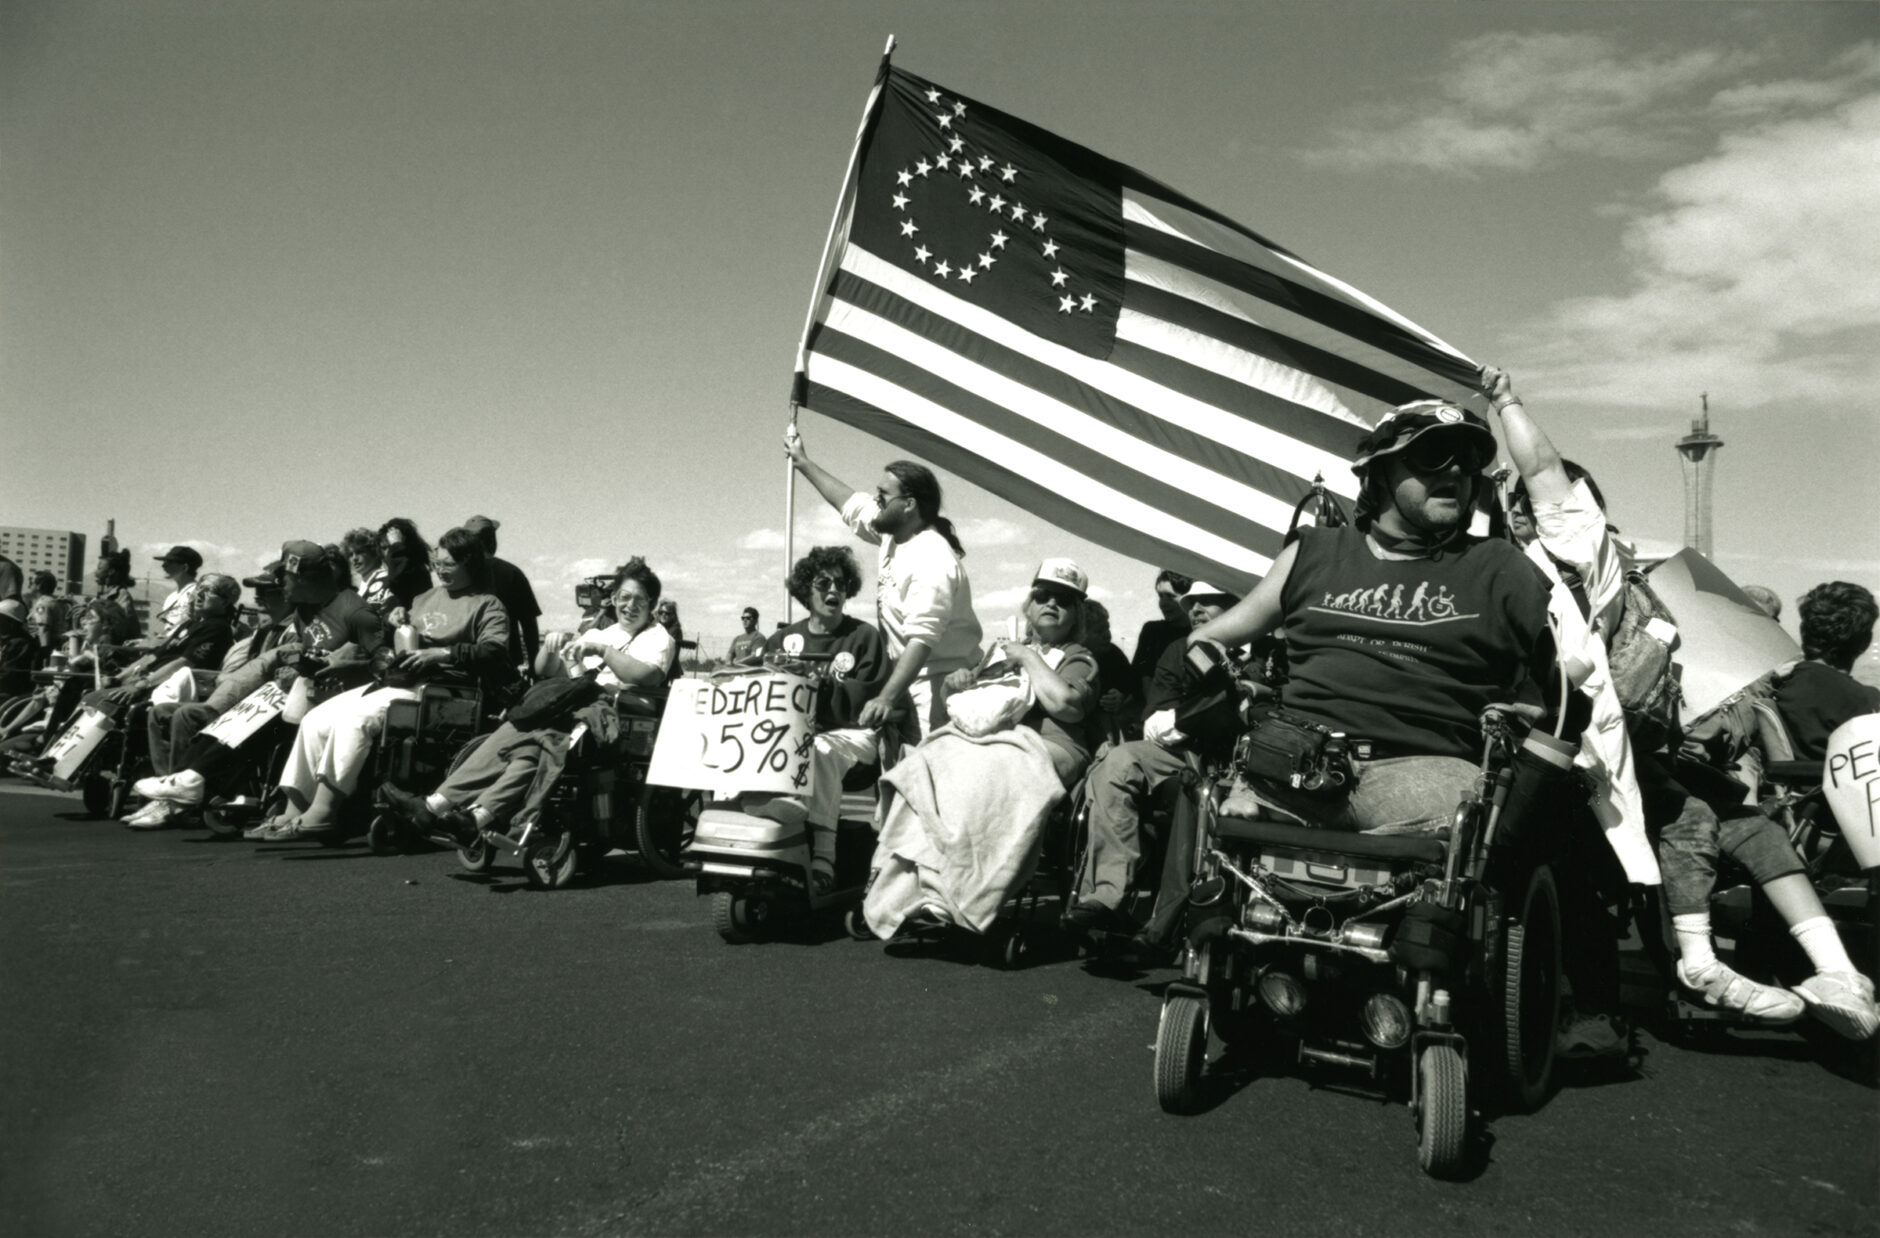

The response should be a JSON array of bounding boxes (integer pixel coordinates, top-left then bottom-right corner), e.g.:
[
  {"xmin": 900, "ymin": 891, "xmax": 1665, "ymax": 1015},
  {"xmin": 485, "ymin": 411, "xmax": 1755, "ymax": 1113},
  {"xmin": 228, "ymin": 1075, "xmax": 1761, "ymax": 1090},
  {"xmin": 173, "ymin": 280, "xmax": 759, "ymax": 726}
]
[{"xmin": 2, "ymin": 784, "xmax": 1874, "ymax": 1238}]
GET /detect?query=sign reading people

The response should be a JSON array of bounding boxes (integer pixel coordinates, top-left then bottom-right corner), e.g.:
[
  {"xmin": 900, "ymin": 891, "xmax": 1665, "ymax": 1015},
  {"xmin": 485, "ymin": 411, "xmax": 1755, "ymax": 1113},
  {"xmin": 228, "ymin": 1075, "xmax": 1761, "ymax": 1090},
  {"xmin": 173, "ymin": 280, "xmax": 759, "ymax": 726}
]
[
  {"xmin": 647, "ymin": 669, "xmax": 816, "ymax": 796},
  {"xmin": 1823, "ymin": 712, "xmax": 1880, "ymax": 872}
]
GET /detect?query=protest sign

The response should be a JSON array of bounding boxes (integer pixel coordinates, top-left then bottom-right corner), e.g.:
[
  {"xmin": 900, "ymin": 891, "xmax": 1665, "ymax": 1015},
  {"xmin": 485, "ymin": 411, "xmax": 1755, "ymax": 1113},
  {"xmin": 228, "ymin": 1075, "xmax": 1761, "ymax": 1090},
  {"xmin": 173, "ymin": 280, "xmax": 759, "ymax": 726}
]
[
  {"xmin": 1824, "ymin": 712, "xmax": 1880, "ymax": 871},
  {"xmin": 647, "ymin": 670, "xmax": 815, "ymax": 795}
]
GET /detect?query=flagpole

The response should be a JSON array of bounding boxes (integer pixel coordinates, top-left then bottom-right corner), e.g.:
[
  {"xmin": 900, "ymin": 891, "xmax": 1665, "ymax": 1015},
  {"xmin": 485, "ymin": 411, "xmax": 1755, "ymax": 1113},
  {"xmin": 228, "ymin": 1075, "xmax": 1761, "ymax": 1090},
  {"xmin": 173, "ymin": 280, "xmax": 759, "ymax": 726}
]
[
  {"xmin": 784, "ymin": 406, "xmax": 798, "ymax": 625},
  {"xmin": 784, "ymin": 33, "xmax": 896, "ymax": 630}
]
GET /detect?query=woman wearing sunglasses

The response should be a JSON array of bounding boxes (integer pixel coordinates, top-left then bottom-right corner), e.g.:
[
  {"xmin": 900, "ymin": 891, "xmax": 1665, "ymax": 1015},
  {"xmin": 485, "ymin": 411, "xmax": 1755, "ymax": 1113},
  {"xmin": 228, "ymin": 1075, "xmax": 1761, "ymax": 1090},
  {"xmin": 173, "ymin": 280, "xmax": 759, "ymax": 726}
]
[
  {"xmin": 737, "ymin": 546, "xmax": 890, "ymax": 892},
  {"xmin": 861, "ymin": 558, "xmax": 1102, "ymax": 938}
]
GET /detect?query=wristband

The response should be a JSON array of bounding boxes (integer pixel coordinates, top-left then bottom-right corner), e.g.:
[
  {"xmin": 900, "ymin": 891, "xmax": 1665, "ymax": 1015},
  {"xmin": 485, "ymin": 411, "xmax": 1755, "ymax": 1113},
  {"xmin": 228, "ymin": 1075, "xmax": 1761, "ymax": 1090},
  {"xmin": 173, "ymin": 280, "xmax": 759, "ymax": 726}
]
[{"xmin": 1491, "ymin": 394, "xmax": 1522, "ymax": 413}]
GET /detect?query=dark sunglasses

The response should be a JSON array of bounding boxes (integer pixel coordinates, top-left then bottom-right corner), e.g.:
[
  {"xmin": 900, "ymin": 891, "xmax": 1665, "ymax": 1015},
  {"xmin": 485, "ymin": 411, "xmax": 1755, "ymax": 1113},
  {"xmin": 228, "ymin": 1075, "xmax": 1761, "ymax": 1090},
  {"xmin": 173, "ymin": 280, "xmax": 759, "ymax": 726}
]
[
  {"xmin": 1029, "ymin": 585, "xmax": 1081, "ymax": 607},
  {"xmin": 810, "ymin": 574, "xmax": 844, "ymax": 593},
  {"xmin": 1401, "ymin": 433, "xmax": 1492, "ymax": 475}
]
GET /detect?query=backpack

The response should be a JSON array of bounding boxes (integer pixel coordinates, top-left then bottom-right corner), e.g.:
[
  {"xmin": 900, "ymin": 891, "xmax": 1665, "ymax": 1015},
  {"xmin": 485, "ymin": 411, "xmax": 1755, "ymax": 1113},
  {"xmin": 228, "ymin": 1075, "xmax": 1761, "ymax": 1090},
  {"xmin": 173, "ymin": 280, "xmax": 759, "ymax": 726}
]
[{"xmin": 1607, "ymin": 570, "xmax": 1683, "ymax": 753}]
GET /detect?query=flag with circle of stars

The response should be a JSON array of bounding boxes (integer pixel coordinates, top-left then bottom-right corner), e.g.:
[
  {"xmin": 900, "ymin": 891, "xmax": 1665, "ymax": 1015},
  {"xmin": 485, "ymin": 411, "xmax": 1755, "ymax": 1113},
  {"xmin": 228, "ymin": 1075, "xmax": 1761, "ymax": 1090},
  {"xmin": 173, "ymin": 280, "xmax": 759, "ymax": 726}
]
[
  {"xmin": 795, "ymin": 63, "xmax": 1486, "ymax": 596},
  {"xmin": 847, "ymin": 71, "xmax": 1125, "ymax": 358}
]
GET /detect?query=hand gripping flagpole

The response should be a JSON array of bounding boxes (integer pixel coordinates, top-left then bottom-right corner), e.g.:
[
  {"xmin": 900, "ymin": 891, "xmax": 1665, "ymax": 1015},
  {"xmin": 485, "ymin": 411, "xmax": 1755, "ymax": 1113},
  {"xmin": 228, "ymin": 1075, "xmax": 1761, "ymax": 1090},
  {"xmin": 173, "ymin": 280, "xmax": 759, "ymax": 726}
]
[{"xmin": 784, "ymin": 34, "xmax": 896, "ymax": 626}]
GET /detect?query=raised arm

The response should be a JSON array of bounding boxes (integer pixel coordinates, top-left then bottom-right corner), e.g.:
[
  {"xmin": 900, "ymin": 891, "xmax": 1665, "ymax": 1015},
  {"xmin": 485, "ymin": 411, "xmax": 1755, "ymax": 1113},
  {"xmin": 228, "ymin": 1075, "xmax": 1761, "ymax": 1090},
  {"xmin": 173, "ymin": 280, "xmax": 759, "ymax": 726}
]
[
  {"xmin": 783, "ymin": 423, "xmax": 857, "ymax": 513},
  {"xmin": 1483, "ymin": 367, "xmax": 1571, "ymax": 509}
]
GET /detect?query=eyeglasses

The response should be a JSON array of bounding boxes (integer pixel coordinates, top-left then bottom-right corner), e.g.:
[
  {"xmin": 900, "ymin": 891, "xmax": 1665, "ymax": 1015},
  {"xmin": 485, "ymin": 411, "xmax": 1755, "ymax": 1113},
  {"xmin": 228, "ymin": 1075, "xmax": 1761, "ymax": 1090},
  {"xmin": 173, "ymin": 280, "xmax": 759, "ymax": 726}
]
[
  {"xmin": 1029, "ymin": 585, "xmax": 1081, "ymax": 607},
  {"xmin": 616, "ymin": 593, "xmax": 649, "ymax": 610},
  {"xmin": 1401, "ymin": 434, "xmax": 1492, "ymax": 476},
  {"xmin": 874, "ymin": 489, "xmax": 907, "ymax": 508},
  {"xmin": 810, "ymin": 574, "xmax": 843, "ymax": 593},
  {"xmin": 432, "ymin": 557, "xmax": 458, "ymax": 573}
]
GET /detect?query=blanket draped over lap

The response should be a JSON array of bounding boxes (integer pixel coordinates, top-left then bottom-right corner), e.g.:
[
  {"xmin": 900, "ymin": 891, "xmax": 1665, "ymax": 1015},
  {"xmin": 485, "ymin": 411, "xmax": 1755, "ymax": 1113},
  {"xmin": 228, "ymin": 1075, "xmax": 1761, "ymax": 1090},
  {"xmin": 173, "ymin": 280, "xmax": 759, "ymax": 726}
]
[{"xmin": 864, "ymin": 723, "xmax": 1066, "ymax": 938}]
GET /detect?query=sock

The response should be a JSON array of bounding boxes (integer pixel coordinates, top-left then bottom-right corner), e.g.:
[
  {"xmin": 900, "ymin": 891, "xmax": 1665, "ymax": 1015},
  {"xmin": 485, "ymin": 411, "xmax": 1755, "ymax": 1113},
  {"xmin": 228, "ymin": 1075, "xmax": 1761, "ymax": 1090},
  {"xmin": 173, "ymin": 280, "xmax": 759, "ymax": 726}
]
[
  {"xmin": 1671, "ymin": 913, "xmax": 1717, "ymax": 971},
  {"xmin": 470, "ymin": 805, "xmax": 496, "ymax": 829},
  {"xmin": 1789, "ymin": 916, "xmax": 1855, "ymax": 975},
  {"xmin": 424, "ymin": 792, "xmax": 451, "ymax": 815}
]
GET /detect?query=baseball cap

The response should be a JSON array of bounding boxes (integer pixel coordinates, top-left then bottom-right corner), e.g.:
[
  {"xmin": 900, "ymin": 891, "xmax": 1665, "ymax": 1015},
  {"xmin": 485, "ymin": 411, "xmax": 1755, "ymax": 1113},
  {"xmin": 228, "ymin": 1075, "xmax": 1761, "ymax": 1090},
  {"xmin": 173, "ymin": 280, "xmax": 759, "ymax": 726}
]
[
  {"xmin": 155, "ymin": 545, "xmax": 204, "ymax": 570},
  {"xmin": 1351, "ymin": 400, "xmax": 1497, "ymax": 475},
  {"xmin": 281, "ymin": 540, "xmax": 342, "ymax": 603},
  {"xmin": 1031, "ymin": 557, "xmax": 1089, "ymax": 599},
  {"xmin": 1179, "ymin": 581, "xmax": 1240, "ymax": 606},
  {"xmin": 242, "ymin": 559, "xmax": 287, "ymax": 592}
]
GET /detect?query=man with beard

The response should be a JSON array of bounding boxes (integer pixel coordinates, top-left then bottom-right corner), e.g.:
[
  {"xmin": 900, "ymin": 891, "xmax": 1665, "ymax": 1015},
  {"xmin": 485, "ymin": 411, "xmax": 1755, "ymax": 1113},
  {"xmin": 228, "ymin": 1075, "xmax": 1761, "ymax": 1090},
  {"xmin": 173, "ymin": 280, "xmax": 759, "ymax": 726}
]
[
  {"xmin": 785, "ymin": 427, "xmax": 982, "ymax": 738},
  {"xmin": 1193, "ymin": 400, "xmax": 1554, "ymax": 834}
]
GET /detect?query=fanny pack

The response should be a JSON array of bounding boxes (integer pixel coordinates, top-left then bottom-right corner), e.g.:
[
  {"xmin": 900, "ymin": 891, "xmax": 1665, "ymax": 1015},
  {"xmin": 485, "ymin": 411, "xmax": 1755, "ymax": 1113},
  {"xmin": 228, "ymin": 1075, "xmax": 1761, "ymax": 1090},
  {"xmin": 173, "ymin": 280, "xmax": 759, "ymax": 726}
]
[{"xmin": 1235, "ymin": 709, "xmax": 1353, "ymax": 794}]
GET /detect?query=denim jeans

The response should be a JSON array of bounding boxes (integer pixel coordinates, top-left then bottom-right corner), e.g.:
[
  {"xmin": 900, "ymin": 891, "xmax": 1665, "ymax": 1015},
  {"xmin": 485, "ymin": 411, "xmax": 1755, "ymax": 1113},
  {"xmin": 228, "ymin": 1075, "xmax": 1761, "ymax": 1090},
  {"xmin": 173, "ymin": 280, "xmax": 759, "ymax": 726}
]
[
  {"xmin": 1635, "ymin": 752, "xmax": 1805, "ymax": 916},
  {"xmin": 1242, "ymin": 754, "xmax": 1482, "ymax": 837}
]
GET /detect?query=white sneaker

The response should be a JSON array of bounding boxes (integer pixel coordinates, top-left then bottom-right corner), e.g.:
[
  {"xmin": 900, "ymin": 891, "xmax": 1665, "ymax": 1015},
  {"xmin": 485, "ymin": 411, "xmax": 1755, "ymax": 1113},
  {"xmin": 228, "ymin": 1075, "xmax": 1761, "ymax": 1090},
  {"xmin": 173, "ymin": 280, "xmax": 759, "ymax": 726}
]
[
  {"xmin": 132, "ymin": 770, "xmax": 205, "ymax": 805},
  {"xmin": 121, "ymin": 801, "xmax": 162, "ymax": 825},
  {"xmin": 1795, "ymin": 971, "xmax": 1880, "ymax": 1041},
  {"xmin": 1677, "ymin": 959, "xmax": 1804, "ymax": 1024},
  {"xmin": 125, "ymin": 802, "xmax": 177, "ymax": 830}
]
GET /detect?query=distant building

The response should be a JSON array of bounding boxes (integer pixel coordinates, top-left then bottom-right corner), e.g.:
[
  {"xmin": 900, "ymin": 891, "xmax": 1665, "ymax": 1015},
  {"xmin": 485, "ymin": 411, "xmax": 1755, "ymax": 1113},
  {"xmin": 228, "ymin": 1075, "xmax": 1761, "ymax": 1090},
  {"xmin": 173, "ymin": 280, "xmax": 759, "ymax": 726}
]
[{"xmin": 0, "ymin": 526, "xmax": 87, "ymax": 593}]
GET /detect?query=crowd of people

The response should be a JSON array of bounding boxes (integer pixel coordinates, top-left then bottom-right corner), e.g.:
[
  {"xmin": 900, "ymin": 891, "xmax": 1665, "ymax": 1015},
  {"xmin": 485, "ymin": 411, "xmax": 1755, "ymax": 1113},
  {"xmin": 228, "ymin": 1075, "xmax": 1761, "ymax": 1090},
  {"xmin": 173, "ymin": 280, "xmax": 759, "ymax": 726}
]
[{"xmin": 1, "ymin": 371, "xmax": 1876, "ymax": 1053}]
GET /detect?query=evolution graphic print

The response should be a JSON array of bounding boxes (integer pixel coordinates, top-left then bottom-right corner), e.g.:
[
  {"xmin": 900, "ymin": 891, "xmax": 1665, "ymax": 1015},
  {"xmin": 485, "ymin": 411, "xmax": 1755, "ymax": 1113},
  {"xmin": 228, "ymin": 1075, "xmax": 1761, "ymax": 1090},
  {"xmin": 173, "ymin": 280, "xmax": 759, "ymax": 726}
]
[{"xmin": 1311, "ymin": 580, "xmax": 1481, "ymax": 626}]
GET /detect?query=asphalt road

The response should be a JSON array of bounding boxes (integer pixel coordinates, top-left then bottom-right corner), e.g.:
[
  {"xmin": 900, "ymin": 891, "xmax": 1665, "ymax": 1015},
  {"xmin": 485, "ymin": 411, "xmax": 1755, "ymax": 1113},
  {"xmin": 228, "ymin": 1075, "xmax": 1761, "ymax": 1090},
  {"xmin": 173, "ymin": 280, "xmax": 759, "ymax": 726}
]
[{"xmin": 2, "ymin": 784, "xmax": 1875, "ymax": 1238}]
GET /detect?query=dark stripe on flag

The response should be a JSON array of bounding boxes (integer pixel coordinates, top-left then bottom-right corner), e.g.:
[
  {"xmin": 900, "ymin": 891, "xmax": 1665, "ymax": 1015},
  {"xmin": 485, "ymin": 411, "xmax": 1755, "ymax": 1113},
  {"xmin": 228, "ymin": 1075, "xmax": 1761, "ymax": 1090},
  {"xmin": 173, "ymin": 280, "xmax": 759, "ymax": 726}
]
[
  {"xmin": 1126, "ymin": 282, "xmax": 1433, "ymax": 408},
  {"xmin": 809, "ymin": 321, "xmax": 1287, "ymax": 561},
  {"xmin": 1126, "ymin": 223, "xmax": 1482, "ymax": 392},
  {"xmin": 827, "ymin": 268, "xmax": 1327, "ymax": 509},
  {"xmin": 1105, "ymin": 338, "xmax": 1372, "ymax": 461},
  {"xmin": 801, "ymin": 379, "xmax": 1264, "ymax": 595}
]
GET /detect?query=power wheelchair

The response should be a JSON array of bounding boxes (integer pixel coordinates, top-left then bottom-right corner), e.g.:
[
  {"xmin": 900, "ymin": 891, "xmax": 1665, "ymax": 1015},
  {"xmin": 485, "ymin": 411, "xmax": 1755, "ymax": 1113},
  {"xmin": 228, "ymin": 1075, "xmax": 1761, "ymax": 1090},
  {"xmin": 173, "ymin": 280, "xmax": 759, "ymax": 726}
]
[{"xmin": 1151, "ymin": 647, "xmax": 1571, "ymax": 1180}]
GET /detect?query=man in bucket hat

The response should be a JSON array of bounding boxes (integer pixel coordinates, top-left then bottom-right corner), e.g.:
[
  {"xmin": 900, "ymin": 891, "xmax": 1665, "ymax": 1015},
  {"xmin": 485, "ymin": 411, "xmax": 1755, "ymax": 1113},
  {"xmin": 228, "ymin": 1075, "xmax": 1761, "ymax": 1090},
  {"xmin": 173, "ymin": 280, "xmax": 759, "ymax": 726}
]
[{"xmin": 1191, "ymin": 395, "xmax": 1555, "ymax": 835}]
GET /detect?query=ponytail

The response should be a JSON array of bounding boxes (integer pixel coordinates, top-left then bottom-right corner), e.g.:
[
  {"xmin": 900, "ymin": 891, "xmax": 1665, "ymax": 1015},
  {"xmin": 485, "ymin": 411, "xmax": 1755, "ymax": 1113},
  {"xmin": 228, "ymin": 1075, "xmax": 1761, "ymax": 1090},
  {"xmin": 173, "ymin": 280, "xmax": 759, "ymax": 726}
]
[{"xmin": 885, "ymin": 460, "xmax": 966, "ymax": 557}]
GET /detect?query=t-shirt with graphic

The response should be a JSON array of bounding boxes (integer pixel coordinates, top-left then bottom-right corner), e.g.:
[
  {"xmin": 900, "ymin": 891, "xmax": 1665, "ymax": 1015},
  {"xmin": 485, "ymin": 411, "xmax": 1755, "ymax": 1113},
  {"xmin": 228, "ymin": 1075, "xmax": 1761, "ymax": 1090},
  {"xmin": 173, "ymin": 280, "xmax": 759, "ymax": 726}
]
[
  {"xmin": 578, "ymin": 621, "xmax": 675, "ymax": 690},
  {"xmin": 408, "ymin": 586, "xmax": 511, "ymax": 686},
  {"xmin": 763, "ymin": 615, "xmax": 889, "ymax": 729},
  {"xmin": 293, "ymin": 589, "xmax": 387, "ymax": 661},
  {"xmin": 1280, "ymin": 525, "xmax": 1553, "ymax": 761},
  {"xmin": 728, "ymin": 630, "xmax": 767, "ymax": 663}
]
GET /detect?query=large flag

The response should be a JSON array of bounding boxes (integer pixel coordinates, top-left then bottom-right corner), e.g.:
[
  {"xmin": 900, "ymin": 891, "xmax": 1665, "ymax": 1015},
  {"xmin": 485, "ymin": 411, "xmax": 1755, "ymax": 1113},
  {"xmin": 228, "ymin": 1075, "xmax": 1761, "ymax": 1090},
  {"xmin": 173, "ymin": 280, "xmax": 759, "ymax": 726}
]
[{"xmin": 792, "ymin": 60, "xmax": 1487, "ymax": 592}]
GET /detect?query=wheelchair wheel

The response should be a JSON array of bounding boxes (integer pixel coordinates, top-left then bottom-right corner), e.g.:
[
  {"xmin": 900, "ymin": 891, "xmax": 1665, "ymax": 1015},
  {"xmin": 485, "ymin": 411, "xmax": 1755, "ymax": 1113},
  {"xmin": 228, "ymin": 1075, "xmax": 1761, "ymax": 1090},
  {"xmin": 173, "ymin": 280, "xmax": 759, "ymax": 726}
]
[
  {"xmin": 985, "ymin": 922, "xmax": 1029, "ymax": 970},
  {"xmin": 523, "ymin": 832, "xmax": 578, "ymax": 889},
  {"xmin": 634, "ymin": 787, "xmax": 700, "ymax": 880},
  {"xmin": 200, "ymin": 803, "xmax": 244, "ymax": 839},
  {"xmin": 367, "ymin": 813, "xmax": 401, "ymax": 857},
  {"xmin": 712, "ymin": 890, "xmax": 766, "ymax": 944},
  {"xmin": 456, "ymin": 835, "xmax": 496, "ymax": 874},
  {"xmin": 843, "ymin": 906, "xmax": 873, "ymax": 941},
  {"xmin": 1416, "ymin": 1044, "xmax": 1469, "ymax": 1179},
  {"xmin": 81, "ymin": 774, "xmax": 113, "ymax": 820},
  {"xmin": 1154, "ymin": 992, "xmax": 1209, "ymax": 1114},
  {"xmin": 1499, "ymin": 864, "xmax": 1562, "ymax": 1114}
]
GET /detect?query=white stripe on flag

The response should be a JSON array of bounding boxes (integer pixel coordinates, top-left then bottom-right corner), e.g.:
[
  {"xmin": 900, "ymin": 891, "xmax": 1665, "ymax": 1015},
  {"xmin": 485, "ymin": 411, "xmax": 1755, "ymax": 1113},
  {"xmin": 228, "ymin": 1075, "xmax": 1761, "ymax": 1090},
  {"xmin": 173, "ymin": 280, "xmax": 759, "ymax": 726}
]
[
  {"xmin": 838, "ymin": 244, "xmax": 1361, "ymax": 490},
  {"xmin": 1125, "ymin": 250, "xmax": 1473, "ymax": 408},
  {"xmin": 805, "ymin": 352, "xmax": 1278, "ymax": 578},
  {"xmin": 1113, "ymin": 308, "xmax": 1387, "ymax": 452},
  {"xmin": 822, "ymin": 298, "xmax": 1308, "ymax": 534},
  {"xmin": 1124, "ymin": 190, "xmax": 1480, "ymax": 383}
]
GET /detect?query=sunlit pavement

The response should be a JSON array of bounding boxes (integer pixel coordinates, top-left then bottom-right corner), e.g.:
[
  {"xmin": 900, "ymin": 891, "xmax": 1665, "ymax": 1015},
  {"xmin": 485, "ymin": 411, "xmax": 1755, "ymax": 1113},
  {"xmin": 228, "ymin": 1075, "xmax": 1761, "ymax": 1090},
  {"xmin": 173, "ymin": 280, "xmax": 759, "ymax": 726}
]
[{"xmin": 2, "ymin": 785, "xmax": 1874, "ymax": 1238}]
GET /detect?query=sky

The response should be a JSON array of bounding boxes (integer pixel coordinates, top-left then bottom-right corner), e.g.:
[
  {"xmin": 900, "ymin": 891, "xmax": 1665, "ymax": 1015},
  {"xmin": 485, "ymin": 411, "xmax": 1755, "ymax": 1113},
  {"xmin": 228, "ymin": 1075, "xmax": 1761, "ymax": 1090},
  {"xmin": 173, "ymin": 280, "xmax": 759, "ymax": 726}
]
[{"xmin": 4, "ymin": 0, "xmax": 1878, "ymax": 668}]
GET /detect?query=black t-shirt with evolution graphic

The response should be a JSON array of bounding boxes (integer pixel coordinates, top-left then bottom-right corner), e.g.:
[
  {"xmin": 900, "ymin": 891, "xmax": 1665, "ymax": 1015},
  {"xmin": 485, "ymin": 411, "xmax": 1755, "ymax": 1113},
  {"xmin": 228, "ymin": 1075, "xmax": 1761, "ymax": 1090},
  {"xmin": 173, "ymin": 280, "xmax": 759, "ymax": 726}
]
[
  {"xmin": 763, "ymin": 615, "xmax": 889, "ymax": 731},
  {"xmin": 1280, "ymin": 526, "xmax": 1554, "ymax": 761}
]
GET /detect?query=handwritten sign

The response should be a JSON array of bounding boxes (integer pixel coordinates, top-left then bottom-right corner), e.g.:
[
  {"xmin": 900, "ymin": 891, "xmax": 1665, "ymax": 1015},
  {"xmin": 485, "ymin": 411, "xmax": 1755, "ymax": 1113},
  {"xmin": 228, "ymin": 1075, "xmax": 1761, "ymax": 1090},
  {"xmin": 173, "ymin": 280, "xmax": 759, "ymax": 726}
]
[
  {"xmin": 1823, "ymin": 712, "xmax": 1880, "ymax": 871},
  {"xmin": 201, "ymin": 682, "xmax": 289, "ymax": 748},
  {"xmin": 646, "ymin": 670, "xmax": 815, "ymax": 795},
  {"xmin": 45, "ymin": 707, "xmax": 113, "ymax": 783}
]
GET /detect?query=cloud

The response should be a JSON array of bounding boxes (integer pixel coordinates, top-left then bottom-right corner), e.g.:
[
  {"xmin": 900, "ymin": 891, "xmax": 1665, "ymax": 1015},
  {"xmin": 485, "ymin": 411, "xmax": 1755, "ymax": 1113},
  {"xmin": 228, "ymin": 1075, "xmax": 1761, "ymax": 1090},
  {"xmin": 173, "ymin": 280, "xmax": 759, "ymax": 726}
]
[
  {"xmin": 1304, "ymin": 32, "xmax": 1752, "ymax": 173},
  {"xmin": 1513, "ymin": 74, "xmax": 1880, "ymax": 411},
  {"xmin": 737, "ymin": 506, "xmax": 852, "ymax": 553},
  {"xmin": 956, "ymin": 516, "xmax": 1029, "ymax": 547}
]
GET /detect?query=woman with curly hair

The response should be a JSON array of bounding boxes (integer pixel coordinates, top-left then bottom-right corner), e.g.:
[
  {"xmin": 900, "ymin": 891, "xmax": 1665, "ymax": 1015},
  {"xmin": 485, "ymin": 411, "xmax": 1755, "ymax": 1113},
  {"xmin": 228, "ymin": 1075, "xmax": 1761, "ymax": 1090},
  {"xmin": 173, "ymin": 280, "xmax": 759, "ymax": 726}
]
[
  {"xmin": 1776, "ymin": 581, "xmax": 1880, "ymax": 763},
  {"xmin": 741, "ymin": 546, "xmax": 889, "ymax": 891},
  {"xmin": 374, "ymin": 518, "xmax": 434, "ymax": 613}
]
